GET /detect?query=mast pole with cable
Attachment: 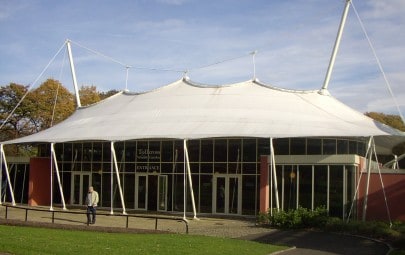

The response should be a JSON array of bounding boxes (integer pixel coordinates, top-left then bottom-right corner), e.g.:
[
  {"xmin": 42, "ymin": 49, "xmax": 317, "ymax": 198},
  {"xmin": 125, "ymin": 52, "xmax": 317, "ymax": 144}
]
[
  {"xmin": 66, "ymin": 39, "xmax": 81, "ymax": 108},
  {"xmin": 320, "ymin": 0, "xmax": 351, "ymax": 94}
]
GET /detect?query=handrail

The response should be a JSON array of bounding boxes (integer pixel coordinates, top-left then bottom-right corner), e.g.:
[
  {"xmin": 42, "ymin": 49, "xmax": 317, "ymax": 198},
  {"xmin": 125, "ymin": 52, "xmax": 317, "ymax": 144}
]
[{"xmin": 1, "ymin": 204, "xmax": 188, "ymax": 234}]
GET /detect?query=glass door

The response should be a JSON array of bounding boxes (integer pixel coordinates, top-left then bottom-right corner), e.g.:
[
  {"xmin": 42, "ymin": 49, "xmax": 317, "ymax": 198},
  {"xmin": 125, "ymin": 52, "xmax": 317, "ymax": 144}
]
[
  {"xmin": 213, "ymin": 175, "xmax": 241, "ymax": 214},
  {"xmin": 71, "ymin": 172, "xmax": 91, "ymax": 205},
  {"xmin": 135, "ymin": 174, "xmax": 148, "ymax": 210},
  {"xmin": 158, "ymin": 175, "xmax": 168, "ymax": 211}
]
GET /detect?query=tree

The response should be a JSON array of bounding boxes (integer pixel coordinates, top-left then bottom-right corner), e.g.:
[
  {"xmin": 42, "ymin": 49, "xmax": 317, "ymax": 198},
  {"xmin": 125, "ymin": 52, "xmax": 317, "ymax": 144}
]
[
  {"xmin": 0, "ymin": 83, "xmax": 32, "ymax": 141},
  {"xmin": 27, "ymin": 78, "xmax": 75, "ymax": 131},
  {"xmin": 365, "ymin": 112, "xmax": 405, "ymax": 132},
  {"xmin": 100, "ymin": 89, "xmax": 119, "ymax": 100},
  {"xmin": 79, "ymin": 85, "xmax": 101, "ymax": 106}
]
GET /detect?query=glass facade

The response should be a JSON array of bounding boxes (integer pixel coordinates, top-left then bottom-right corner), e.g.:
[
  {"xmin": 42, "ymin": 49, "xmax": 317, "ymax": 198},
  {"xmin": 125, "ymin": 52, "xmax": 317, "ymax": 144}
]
[{"xmin": 51, "ymin": 137, "xmax": 366, "ymax": 217}]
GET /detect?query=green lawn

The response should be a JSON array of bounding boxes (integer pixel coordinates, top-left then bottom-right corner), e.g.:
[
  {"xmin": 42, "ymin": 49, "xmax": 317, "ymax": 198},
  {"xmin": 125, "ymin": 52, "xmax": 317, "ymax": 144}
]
[{"xmin": 0, "ymin": 225, "xmax": 285, "ymax": 255}]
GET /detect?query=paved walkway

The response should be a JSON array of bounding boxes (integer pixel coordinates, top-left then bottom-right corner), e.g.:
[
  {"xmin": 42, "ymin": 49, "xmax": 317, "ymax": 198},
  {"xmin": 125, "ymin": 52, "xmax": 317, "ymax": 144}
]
[{"xmin": 0, "ymin": 205, "xmax": 390, "ymax": 255}]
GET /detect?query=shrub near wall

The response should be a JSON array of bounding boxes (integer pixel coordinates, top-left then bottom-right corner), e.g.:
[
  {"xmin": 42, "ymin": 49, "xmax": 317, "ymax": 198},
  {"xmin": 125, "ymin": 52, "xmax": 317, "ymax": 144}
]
[
  {"xmin": 258, "ymin": 207, "xmax": 405, "ymax": 250},
  {"xmin": 259, "ymin": 206, "xmax": 328, "ymax": 229}
]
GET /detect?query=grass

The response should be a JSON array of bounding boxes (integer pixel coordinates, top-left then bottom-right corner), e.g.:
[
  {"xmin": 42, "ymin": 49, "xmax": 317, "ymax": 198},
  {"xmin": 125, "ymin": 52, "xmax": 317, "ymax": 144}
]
[{"xmin": 0, "ymin": 225, "xmax": 285, "ymax": 255}]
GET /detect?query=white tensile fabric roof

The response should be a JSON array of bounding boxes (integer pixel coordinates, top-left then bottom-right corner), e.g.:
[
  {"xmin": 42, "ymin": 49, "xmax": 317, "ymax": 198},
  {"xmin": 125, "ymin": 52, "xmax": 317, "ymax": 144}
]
[{"xmin": 4, "ymin": 78, "xmax": 404, "ymax": 153}]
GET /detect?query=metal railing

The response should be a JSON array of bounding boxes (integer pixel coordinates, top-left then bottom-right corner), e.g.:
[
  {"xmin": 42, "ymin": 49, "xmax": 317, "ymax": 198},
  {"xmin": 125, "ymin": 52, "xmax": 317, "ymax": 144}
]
[{"xmin": 1, "ymin": 204, "xmax": 188, "ymax": 234}]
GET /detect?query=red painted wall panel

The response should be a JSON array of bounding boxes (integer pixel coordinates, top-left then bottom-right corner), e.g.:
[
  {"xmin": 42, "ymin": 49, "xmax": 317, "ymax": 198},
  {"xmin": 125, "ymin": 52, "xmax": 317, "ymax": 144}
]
[
  {"xmin": 358, "ymin": 172, "xmax": 405, "ymax": 221},
  {"xmin": 260, "ymin": 155, "xmax": 269, "ymax": 213},
  {"xmin": 28, "ymin": 157, "xmax": 51, "ymax": 206}
]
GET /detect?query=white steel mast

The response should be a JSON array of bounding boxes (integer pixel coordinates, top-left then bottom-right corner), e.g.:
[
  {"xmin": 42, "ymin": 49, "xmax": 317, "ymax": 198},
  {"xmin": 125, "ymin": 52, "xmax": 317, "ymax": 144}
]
[
  {"xmin": 320, "ymin": 0, "xmax": 351, "ymax": 94},
  {"xmin": 66, "ymin": 39, "xmax": 82, "ymax": 108}
]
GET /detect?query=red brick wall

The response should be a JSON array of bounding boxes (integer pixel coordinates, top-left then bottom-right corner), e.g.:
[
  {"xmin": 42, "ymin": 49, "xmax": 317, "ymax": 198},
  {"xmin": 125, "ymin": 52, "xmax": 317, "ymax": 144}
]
[
  {"xmin": 28, "ymin": 157, "xmax": 51, "ymax": 206},
  {"xmin": 358, "ymin": 172, "xmax": 405, "ymax": 221}
]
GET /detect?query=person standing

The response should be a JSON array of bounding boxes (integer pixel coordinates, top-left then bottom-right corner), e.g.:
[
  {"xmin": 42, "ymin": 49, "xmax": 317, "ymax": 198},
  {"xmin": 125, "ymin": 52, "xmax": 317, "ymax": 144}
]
[{"xmin": 85, "ymin": 186, "xmax": 99, "ymax": 224}]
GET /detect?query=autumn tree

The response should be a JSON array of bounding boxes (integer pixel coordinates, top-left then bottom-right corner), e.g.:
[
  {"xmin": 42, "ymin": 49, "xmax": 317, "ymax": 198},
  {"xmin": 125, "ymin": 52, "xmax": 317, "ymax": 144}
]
[
  {"xmin": 100, "ymin": 89, "xmax": 119, "ymax": 100},
  {"xmin": 365, "ymin": 112, "xmax": 405, "ymax": 132},
  {"xmin": 27, "ymin": 78, "xmax": 75, "ymax": 131},
  {"xmin": 79, "ymin": 85, "xmax": 101, "ymax": 106}
]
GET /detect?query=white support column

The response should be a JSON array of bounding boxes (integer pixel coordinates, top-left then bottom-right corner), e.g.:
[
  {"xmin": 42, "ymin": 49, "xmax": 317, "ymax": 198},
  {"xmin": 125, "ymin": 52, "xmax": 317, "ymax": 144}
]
[
  {"xmin": 184, "ymin": 139, "xmax": 198, "ymax": 220},
  {"xmin": 362, "ymin": 136, "xmax": 374, "ymax": 221},
  {"xmin": 51, "ymin": 143, "xmax": 67, "ymax": 210},
  {"xmin": 270, "ymin": 138, "xmax": 280, "ymax": 211},
  {"xmin": 50, "ymin": 144, "xmax": 54, "ymax": 211},
  {"xmin": 0, "ymin": 144, "xmax": 16, "ymax": 205},
  {"xmin": 110, "ymin": 147, "xmax": 114, "ymax": 215},
  {"xmin": 320, "ymin": 0, "xmax": 351, "ymax": 93},
  {"xmin": 183, "ymin": 143, "xmax": 186, "ymax": 220},
  {"xmin": 111, "ymin": 142, "xmax": 127, "ymax": 215},
  {"xmin": 66, "ymin": 39, "xmax": 81, "ymax": 108},
  {"xmin": 372, "ymin": 142, "xmax": 392, "ymax": 225},
  {"xmin": 0, "ymin": 144, "xmax": 2, "ymax": 205}
]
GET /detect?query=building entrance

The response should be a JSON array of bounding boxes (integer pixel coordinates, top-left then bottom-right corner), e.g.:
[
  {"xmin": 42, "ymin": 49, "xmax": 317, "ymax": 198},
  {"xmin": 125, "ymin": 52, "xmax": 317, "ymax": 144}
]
[
  {"xmin": 70, "ymin": 172, "xmax": 91, "ymax": 205},
  {"xmin": 213, "ymin": 175, "xmax": 241, "ymax": 214},
  {"xmin": 135, "ymin": 174, "xmax": 168, "ymax": 211}
]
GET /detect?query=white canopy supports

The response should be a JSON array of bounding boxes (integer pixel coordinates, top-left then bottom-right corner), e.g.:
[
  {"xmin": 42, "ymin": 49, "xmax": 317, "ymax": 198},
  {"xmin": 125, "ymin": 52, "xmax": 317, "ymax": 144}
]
[
  {"xmin": 0, "ymin": 144, "xmax": 16, "ymax": 205},
  {"xmin": 111, "ymin": 141, "xmax": 127, "ymax": 215},
  {"xmin": 344, "ymin": 136, "xmax": 392, "ymax": 224},
  {"xmin": 184, "ymin": 139, "xmax": 198, "ymax": 219},
  {"xmin": 270, "ymin": 138, "xmax": 280, "ymax": 212},
  {"xmin": 66, "ymin": 40, "xmax": 81, "ymax": 108},
  {"xmin": 51, "ymin": 143, "xmax": 67, "ymax": 210},
  {"xmin": 321, "ymin": 0, "xmax": 351, "ymax": 92},
  {"xmin": 362, "ymin": 136, "xmax": 374, "ymax": 221}
]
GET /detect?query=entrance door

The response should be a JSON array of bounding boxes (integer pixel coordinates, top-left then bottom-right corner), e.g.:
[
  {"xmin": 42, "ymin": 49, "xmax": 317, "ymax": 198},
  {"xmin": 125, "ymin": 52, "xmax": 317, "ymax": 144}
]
[
  {"xmin": 135, "ymin": 174, "xmax": 148, "ymax": 210},
  {"xmin": 135, "ymin": 174, "xmax": 167, "ymax": 211},
  {"xmin": 71, "ymin": 172, "xmax": 91, "ymax": 205},
  {"xmin": 213, "ymin": 175, "xmax": 242, "ymax": 214}
]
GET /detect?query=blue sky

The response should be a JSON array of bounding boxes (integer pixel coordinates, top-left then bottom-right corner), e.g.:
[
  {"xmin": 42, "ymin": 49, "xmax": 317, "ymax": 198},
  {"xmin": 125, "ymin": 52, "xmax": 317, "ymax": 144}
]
[{"xmin": 0, "ymin": 0, "xmax": 404, "ymax": 115}]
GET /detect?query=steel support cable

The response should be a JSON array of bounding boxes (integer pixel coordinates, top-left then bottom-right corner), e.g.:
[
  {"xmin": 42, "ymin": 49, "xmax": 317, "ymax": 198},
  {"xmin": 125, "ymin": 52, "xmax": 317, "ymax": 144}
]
[
  {"xmin": 50, "ymin": 47, "xmax": 68, "ymax": 127},
  {"xmin": 69, "ymin": 40, "xmax": 184, "ymax": 73},
  {"xmin": 351, "ymin": 1, "xmax": 405, "ymax": 124},
  {"xmin": 0, "ymin": 42, "xmax": 66, "ymax": 130}
]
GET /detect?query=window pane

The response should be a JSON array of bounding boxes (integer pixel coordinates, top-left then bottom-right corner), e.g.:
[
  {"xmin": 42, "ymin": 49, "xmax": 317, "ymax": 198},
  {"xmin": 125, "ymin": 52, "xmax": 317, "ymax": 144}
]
[
  {"xmin": 187, "ymin": 140, "xmax": 200, "ymax": 162},
  {"xmin": 136, "ymin": 141, "xmax": 148, "ymax": 163},
  {"xmin": 200, "ymin": 163, "xmax": 213, "ymax": 174},
  {"xmin": 242, "ymin": 175, "xmax": 257, "ymax": 215},
  {"xmin": 314, "ymin": 165, "xmax": 327, "ymax": 208},
  {"xmin": 243, "ymin": 139, "xmax": 256, "ymax": 162},
  {"xmin": 213, "ymin": 163, "xmax": 227, "ymax": 174},
  {"xmin": 307, "ymin": 139, "xmax": 321, "ymax": 155},
  {"xmin": 228, "ymin": 139, "xmax": 242, "ymax": 162},
  {"xmin": 337, "ymin": 140, "xmax": 349, "ymax": 154},
  {"xmin": 284, "ymin": 165, "xmax": 297, "ymax": 210},
  {"xmin": 329, "ymin": 165, "xmax": 343, "ymax": 217},
  {"xmin": 258, "ymin": 139, "xmax": 270, "ymax": 158},
  {"xmin": 290, "ymin": 138, "xmax": 305, "ymax": 155},
  {"xmin": 298, "ymin": 165, "xmax": 312, "ymax": 209},
  {"xmin": 273, "ymin": 138, "xmax": 289, "ymax": 155},
  {"xmin": 201, "ymin": 140, "xmax": 213, "ymax": 162},
  {"xmin": 214, "ymin": 139, "xmax": 227, "ymax": 162},
  {"xmin": 148, "ymin": 141, "xmax": 161, "ymax": 162},
  {"xmin": 161, "ymin": 141, "xmax": 173, "ymax": 162},
  {"xmin": 200, "ymin": 175, "xmax": 212, "ymax": 213},
  {"xmin": 323, "ymin": 139, "xmax": 337, "ymax": 155}
]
